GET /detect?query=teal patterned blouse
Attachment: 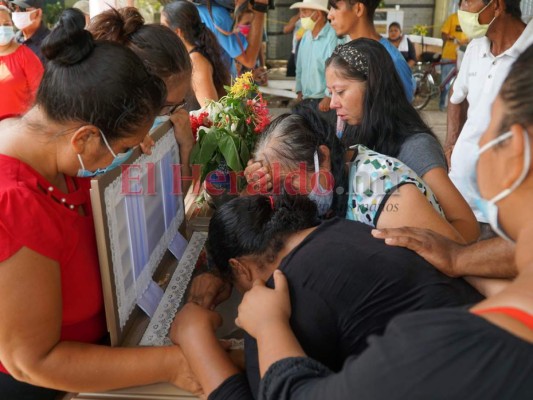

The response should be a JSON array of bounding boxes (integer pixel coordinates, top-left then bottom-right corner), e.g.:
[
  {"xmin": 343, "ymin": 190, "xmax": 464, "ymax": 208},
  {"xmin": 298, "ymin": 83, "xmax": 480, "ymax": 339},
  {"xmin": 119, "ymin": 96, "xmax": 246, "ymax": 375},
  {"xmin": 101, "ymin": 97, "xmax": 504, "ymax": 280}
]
[{"xmin": 346, "ymin": 145, "xmax": 444, "ymax": 226}]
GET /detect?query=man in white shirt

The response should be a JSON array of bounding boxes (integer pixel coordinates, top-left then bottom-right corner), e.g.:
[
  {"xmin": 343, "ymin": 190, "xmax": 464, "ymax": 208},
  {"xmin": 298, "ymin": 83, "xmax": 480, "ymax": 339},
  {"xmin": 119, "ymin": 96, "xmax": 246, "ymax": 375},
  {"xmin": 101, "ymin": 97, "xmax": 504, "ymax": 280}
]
[
  {"xmin": 446, "ymin": 0, "xmax": 532, "ymax": 230},
  {"xmin": 371, "ymin": 0, "xmax": 532, "ymax": 289}
]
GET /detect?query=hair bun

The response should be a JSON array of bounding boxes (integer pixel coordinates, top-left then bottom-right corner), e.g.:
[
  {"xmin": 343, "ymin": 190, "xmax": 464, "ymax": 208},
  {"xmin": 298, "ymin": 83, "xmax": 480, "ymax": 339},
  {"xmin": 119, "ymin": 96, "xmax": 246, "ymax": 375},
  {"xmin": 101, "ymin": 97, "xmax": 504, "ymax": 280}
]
[
  {"xmin": 41, "ymin": 8, "xmax": 94, "ymax": 65},
  {"xmin": 88, "ymin": 7, "xmax": 144, "ymax": 44}
]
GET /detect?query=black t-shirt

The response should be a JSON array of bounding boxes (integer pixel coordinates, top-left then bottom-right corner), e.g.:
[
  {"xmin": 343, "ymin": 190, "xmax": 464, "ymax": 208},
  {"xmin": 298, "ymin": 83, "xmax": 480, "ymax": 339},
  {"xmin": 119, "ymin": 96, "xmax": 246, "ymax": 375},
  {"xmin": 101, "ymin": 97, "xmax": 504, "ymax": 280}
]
[
  {"xmin": 211, "ymin": 218, "xmax": 483, "ymax": 400},
  {"xmin": 260, "ymin": 308, "xmax": 533, "ymax": 400},
  {"xmin": 15, "ymin": 22, "xmax": 50, "ymax": 65}
]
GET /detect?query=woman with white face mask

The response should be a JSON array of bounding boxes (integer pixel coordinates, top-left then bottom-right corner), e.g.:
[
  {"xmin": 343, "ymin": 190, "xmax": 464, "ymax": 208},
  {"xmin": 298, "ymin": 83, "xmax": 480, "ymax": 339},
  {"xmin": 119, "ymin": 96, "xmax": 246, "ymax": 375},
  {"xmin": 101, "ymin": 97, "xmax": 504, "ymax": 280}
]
[
  {"xmin": 235, "ymin": 43, "xmax": 533, "ymax": 400},
  {"xmin": 0, "ymin": 5, "xmax": 43, "ymax": 120}
]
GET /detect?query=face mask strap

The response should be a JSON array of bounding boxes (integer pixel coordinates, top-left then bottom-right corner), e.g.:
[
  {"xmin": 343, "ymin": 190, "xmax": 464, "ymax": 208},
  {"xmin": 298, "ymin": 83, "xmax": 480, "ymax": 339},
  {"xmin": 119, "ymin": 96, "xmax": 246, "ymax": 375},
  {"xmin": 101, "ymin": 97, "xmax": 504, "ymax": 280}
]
[
  {"xmin": 489, "ymin": 129, "xmax": 531, "ymax": 204},
  {"xmin": 479, "ymin": 131, "xmax": 513, "ymax": 154},
  {"xmin": 77, "ymin": 153, "xmax": 87, "ymax": 170},
  {"xmin": 98, "ymin": 129, "xmax": 118, "ymax": 158},
  {"xmin": 477, "ymin": 0, "xmax": 494, "ymax": 16},
  {"xmin": 313, "ymin": 150, "xmax": 320, "ymax": 174}
]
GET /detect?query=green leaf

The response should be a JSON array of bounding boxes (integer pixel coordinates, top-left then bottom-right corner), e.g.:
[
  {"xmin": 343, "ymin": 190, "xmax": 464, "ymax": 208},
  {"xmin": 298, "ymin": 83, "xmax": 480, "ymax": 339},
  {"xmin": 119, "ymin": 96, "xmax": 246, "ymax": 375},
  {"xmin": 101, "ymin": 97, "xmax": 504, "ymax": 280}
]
[
  {"xmin": 218, "ymin": 135, "xmax": 243, "ymax": 172},
  {"xmin": 195, "ymin": 130, "xmax": 220, "ymax": 165},
  {"xmin": 240, "ymin": 141, "xmax": 250, "ymax": 167}
]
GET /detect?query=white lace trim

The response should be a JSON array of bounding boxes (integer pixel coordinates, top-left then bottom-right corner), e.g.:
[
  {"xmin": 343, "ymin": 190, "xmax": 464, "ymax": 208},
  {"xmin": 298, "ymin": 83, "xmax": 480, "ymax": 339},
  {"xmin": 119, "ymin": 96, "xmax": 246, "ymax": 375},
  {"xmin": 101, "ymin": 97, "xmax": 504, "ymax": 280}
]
[
  {"xmin": 104, "ymin": 129, "xmax": 184, "ymax": 329},
  {"xmin": 140, "ymin": 231, "xmax": 207, "ymax": 346}
]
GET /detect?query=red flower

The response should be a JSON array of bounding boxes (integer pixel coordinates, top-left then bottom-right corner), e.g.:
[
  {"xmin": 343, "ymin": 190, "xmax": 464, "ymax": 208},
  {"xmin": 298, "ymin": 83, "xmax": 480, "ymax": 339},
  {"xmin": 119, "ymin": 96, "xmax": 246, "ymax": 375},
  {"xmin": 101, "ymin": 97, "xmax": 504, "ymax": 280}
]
[{"xmin": 189, "ymin": 111, "xmax": 211, "ymax": 142}]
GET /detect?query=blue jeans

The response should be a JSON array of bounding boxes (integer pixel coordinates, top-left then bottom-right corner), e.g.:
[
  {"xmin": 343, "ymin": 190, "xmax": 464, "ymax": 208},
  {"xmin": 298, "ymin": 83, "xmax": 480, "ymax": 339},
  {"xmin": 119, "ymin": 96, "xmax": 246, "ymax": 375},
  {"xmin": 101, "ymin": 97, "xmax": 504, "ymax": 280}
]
[{"xmin": 440, "ymin": 59, "xmax": 455, "ymax": 110}]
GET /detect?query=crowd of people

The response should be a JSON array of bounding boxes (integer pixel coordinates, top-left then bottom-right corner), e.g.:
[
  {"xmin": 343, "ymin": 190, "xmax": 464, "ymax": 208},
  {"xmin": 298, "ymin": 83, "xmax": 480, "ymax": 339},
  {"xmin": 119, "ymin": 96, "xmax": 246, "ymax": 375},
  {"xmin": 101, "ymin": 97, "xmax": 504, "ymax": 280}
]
[{"xmin": 0, "ymin": 0, "xmax": 532, "ymax": 398}]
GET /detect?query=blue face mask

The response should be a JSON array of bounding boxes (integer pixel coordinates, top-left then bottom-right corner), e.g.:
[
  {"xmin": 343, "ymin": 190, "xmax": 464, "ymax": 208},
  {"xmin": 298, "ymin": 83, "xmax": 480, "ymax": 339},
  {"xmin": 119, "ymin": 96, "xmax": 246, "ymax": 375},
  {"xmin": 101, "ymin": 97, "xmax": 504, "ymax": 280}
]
[
  {"xmin": 77, "ymin": 130, "xmax": 134, "ymax": 178},
  {"xmin": 308, "ymin": 150, "xmax": 334, "ymax": 216},
  {"xmin": 474, "ymin": 129, "xmax": 530, "ymax": 242},
  {"xmin": 151, "ymin": 115, "xmax": 170, "ymax": 131}
]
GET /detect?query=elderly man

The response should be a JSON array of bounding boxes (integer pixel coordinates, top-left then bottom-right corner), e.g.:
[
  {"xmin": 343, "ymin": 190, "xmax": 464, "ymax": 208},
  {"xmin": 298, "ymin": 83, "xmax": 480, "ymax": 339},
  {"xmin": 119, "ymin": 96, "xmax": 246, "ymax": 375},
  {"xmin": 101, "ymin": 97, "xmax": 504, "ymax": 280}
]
[
  {"xmin": 9, "ymin": 0, "xmax": 49, "ymax": 64},
  {"xmin": 291, "ymin": 0, "xmax": 341, "ymax": 127}
]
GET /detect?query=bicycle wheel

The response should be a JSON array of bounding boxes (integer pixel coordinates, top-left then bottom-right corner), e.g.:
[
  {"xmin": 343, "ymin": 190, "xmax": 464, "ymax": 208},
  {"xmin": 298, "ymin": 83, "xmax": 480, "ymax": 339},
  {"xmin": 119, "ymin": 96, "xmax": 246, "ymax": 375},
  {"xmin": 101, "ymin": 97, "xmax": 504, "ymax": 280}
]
[{"xmin": 412, "ymin": 71, "xmax": 433, "ymax": 110}]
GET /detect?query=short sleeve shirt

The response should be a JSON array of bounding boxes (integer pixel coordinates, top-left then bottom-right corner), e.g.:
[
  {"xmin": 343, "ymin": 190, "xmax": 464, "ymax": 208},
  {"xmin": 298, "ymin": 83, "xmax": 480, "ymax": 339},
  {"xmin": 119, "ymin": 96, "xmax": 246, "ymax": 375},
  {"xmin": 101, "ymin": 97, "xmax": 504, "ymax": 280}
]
[
  {"xmin": 396, "ymin": 132, "xmax": 448, "ymax": 177},
  {"xmin": 0, "ymin": 155, "xmax": 107, "ymax": 375},
  {"xmin": 196, "ymin": 4, "xmax": 248, "ymax": 77},
  {"xmin": 346, "ymin": 145, "xmax": 443, "ymax": 226},
  {"xmin": 0, "ymin": 45, "xmax": 43, "ymax": 120},
  {"xmin": 379, "ymin": 38, "xmax": 415, "ymax": 101},
  {"xmin": 449, "ymin": 20, "xmax": 533, "ymax": 222},
  {"xmin": 295, "ymin": 23, "xmax": 340, "ymax": 98},
  {"xmin": 441, "ymin": 13, "xmax": 467, "ymax": 60}
]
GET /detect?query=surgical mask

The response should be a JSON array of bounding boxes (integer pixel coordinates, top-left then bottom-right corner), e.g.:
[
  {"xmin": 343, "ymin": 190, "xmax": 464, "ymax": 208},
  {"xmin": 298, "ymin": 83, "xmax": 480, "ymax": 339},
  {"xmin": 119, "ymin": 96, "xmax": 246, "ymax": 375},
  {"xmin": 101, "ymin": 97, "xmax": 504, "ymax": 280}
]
[
  {"xmin": 0, "ymin": 26, "xmax": 15, "ymax": 46},
  {"xmin": 12, "ymin": 10, "xmax": 37, "ymax": 30},
  {"xmin": 457, "ymin": 0, "xmax": 495, "ymax": 39},
  {"xmin": 300, "ymin": 13, "xmax": 317, "ymax": 31},
  {"xmin": 77, "ymin": 130, "xmax": 134, "ymax": 178},
  {"xmin": 238, "ymin": 24, "xmax": 251, "ymax": 36},
  {"xmin": 151, "ymin": 115, "xmax": 170, "ymax": 131},
  {"xmin": 308, "ymin": 150, "xmax": 334, "ymax": 216},
  {"xmin": 474, "ymin": 130, "xmax": 531, "ymax": 242}
]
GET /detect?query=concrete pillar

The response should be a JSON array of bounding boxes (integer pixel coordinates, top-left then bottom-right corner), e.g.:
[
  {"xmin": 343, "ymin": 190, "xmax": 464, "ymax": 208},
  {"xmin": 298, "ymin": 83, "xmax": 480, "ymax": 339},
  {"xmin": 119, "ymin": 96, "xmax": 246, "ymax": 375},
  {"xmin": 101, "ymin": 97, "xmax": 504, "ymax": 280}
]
[{"xmin": 433, "ymin": 0, "xmax": 451, "ymax": 35}]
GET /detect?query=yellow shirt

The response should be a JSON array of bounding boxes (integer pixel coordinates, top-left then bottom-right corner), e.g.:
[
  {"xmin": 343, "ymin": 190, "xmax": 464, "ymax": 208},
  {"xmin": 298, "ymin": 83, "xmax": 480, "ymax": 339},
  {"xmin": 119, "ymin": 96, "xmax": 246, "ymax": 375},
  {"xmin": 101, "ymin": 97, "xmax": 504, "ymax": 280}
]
[{"xmin": 441, "ymin": 13, "xmax": 468, "ymax": 60}]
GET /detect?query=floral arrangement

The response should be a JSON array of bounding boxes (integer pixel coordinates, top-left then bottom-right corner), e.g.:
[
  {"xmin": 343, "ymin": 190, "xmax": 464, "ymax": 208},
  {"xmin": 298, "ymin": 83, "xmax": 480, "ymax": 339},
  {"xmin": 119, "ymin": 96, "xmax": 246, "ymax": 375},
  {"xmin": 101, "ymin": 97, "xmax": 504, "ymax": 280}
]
[{"xmin": 190, "ymin": 72, "xmax": 270, "ymax": 186}]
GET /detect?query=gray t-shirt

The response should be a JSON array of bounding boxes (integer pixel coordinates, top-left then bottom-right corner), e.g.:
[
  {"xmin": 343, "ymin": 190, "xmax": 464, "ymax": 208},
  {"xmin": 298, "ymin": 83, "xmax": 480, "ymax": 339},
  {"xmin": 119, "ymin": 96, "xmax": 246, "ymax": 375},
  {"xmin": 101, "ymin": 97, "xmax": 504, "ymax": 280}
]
[{"xmin": 396, "ymin": 133, "xmax": 447, "ymax": 178}]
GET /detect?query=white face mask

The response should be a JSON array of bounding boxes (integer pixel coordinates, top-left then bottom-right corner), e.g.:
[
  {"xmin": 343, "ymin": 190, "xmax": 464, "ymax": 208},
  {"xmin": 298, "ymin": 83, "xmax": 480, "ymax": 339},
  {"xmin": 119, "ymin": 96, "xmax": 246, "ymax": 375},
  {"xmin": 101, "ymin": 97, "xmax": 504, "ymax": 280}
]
[
  {"xmin": 457, "ymin": 0, "xmax": 495, "ymax": 39},
  {"xmin": 301, "ymin": 12, "xmax": 317, "ymax": 31},
  {"xmin": 12, "ymin": 10, "xmax": 37, "ymax": 30},
  {"xmin": 0, "ymin": 26, "xmax": 15, "ymax": 46},
  {"xmin": 475, "ymin": 130, "xmax": 531, "ymax": 242}
]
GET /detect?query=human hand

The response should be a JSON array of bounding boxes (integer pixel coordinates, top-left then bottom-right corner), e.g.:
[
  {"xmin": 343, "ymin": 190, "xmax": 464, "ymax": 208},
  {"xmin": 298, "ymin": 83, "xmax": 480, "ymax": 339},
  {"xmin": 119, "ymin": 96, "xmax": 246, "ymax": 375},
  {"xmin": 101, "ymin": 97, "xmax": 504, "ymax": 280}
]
[
  {"xmin": 188, "ymin": 272, "xmax": 232, "ymax": 310},
  {"xmin": 169, "ymin": 345, "xmax": 203, "ymax": 395},
  {"xmin": 253, "ymin": 66, "xmax": 268, "ymax": 86},
  {"xmin": 244, "ymin": 159, "xmax": 272, "ymax": 194},
  {"xmin": 139, "ymin": 134, "xmax": 155, "ymax": 155},
  {"xmin": 318, "ymin": 96, "xmax": 331, "ymax": 112},
  {"xmin": 371, "ymin": 227, "xmax": 463, "ymax": 277},
  {"xmin": 236, "ymin": 270, "xmax": 291, "ymax": 339},
  {"xmin": 296, "ymin": 92, "xmax": 303, "ymax": 103},
  {"xmin": 170, "ymin": 303, "xmax": 223, "ymax": 346},
  {"xmin": 170, "ymin": 108, "xmax": 195, "ymax": 151}
]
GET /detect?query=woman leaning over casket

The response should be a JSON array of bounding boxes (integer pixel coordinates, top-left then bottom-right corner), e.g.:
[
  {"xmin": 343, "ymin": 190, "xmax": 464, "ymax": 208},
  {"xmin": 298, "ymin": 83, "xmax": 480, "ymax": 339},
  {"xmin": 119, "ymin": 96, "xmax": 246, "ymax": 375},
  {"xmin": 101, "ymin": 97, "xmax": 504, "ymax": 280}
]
[{"xmin": 0, "ymin": 9, "xmax": 199, "ymax": 399}]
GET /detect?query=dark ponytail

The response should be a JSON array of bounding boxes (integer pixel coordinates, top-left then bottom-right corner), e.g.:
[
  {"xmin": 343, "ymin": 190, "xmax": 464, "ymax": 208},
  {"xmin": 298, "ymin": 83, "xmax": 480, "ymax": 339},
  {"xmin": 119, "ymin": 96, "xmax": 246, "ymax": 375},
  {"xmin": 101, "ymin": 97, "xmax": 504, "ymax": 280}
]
[
  {"xmin": 163, "ymin": 1, "xmax": 230, "ymax": 96},
  {"xmin": 37, "ymin": 8, "xmax": 166, "ymax": 141},
  {"xmin": 88, "ymin": 7, "xmax": 191, "ymax": 80},
  {"xmin": 41, "ymin": 8, "xmax": 93, "ymax": 65},
  {"xmin": 207, "ymin": 194, "xmax": 321, "ymax": 279}
]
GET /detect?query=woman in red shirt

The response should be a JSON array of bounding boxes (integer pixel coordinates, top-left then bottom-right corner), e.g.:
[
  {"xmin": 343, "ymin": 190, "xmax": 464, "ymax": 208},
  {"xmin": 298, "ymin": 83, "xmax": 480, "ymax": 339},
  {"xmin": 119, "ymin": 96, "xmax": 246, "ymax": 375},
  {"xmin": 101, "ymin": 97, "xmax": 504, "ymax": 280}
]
[
  {"xmin": 0, "ymin": 8, "xmax": 198, "ymax": 399},
  {"xmin": 0, "ymin": 5, "xmax": 43, "ymax": 120}
]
